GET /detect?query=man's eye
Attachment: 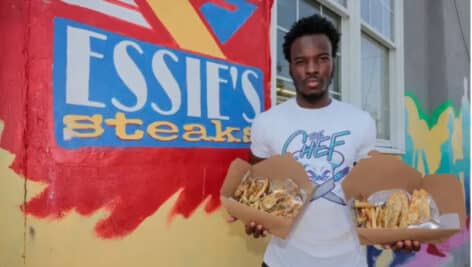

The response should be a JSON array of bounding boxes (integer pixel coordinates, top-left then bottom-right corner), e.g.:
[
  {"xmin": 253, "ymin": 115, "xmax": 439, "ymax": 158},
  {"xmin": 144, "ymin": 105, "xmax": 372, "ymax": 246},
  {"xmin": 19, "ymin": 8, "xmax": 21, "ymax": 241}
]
[{"xmin": 319, "ymin": 56, "xmax": 330, "ymax": 62}]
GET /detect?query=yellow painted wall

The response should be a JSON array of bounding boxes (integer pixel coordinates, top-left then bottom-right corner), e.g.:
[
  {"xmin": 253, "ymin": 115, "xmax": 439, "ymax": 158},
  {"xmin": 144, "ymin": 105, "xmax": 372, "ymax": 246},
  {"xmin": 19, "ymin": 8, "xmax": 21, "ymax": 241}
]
[
  {"xmin": 0, "ymin": 87, "xmax": 268, "ymax": 267},
  {"xmin": 24, "ymin": 193, "xmax": 267, "ymax": 267},
  {"xmin": 1, "ymin": 117, "xmax": 268, "ymax": 267},
  {"xmin": 3, "ymin": 170, "xmax": 269, "ymax": 267},
  {"xmin": 0, "ymin": 121, "xmax": 25, "ymax": 267}
]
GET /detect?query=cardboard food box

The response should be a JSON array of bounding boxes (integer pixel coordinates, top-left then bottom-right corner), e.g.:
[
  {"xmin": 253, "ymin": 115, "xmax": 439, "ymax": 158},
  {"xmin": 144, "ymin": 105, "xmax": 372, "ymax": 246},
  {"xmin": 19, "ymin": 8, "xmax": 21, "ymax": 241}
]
[
  {"xmin": 342, "ymin": 153, "xmax": 466, "ymax": 245},
  {"xmin": 221, "ymin": 154, "xmax": 315, "ymax": 239}
]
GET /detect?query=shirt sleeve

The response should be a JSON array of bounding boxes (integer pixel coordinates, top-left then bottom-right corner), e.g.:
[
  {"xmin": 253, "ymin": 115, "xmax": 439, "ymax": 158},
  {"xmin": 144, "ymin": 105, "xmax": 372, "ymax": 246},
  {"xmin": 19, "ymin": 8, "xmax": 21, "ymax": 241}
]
[
  {"xmin": 249, "ymin": 114, "xmax": 272, "ymax": 158},
  {"xmin": 356, "ymin": 113, "xmax": 377, "ymax": 161}
]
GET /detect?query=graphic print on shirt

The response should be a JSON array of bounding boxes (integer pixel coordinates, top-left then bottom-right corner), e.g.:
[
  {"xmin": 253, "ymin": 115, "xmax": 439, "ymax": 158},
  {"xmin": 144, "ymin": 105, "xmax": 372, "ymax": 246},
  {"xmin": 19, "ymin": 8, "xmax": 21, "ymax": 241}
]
[{"xmin": 282, "ymin": 129, "xmax": 351, "ymax": 205}]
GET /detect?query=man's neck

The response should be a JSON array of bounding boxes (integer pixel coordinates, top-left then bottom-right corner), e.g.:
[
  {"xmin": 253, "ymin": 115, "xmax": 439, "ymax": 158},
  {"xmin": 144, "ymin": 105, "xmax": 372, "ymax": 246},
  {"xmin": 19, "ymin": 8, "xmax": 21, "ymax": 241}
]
[{"xmin": 296, "ymin": 95, "xmax": 332, "ymax": 109}]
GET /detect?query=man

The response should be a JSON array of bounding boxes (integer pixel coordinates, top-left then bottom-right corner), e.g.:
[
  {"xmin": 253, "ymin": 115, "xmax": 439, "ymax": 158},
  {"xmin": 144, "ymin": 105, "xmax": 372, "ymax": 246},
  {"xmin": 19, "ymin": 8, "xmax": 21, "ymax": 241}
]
[{"xmin": 244, "ymin": 14, "xmax": 420, "ymax": 267}]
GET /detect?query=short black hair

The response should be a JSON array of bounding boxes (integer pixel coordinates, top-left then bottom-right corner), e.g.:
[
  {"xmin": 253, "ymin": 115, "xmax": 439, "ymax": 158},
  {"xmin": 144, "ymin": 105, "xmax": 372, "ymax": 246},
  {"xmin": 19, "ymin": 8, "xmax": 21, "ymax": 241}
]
[{"xmin": 283, "ymin": 14, "xmax": 340, "ymax": 62}]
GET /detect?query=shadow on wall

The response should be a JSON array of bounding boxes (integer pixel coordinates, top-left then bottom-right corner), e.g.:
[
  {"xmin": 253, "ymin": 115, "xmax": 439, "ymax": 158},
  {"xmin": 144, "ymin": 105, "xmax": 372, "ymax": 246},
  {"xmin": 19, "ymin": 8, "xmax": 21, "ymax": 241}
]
[{"xmin": 367, "ymin": 92, "xmax": 470, "ymax": 267}]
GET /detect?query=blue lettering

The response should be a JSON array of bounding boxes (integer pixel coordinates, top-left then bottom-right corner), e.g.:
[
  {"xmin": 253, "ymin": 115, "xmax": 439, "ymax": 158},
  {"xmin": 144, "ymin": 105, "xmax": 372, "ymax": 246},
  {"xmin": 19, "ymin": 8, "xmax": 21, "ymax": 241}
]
[
  {"xmin": 282, "ymin": 130, "xmax": 306, "ymax": 155},
  {"xmin": 327, "ymin": 131, "xmax": 350, "ymax": 161},
  {"xmin": 313, "ymin": 134, "xmax": 330, "ymax": 158}
]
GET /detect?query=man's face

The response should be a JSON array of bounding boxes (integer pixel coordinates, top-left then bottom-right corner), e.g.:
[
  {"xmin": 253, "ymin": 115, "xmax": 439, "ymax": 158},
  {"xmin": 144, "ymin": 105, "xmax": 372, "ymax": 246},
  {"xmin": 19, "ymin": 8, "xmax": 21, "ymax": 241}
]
[{"xmin": 289, "ymin": 34, "xmax": 334, "ymax": 102}]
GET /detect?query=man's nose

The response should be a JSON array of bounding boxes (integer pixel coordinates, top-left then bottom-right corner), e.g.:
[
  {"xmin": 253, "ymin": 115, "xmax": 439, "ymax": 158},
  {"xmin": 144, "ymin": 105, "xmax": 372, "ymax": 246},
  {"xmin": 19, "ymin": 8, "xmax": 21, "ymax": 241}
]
[{"xmin": 306, "ymin": 60, "xmax": 320, "ymax": 74}]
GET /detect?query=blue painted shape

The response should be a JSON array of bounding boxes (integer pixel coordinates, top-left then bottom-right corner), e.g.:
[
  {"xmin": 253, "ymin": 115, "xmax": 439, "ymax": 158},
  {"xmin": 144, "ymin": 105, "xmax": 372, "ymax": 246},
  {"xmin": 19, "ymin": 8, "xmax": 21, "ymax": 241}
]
[
  {"xmin": 389, "ymin": 251, "xmax": 415, "ymax": 267},
  {"xmin": 367, "ymin": 245, "xmax": 414, "ymax": 267},
  {"xmin": 367, "ymin": 245, "xmax": 415, "ymax": 267},
  {"xmin": 366, "ymin": 246, "xmax": 383, "ymax": 267},
  {"xmin": 200, "ymin": 0, "xmax": 257, "ymax": 44},
  {"xmin": 53, "ymin": 18, "xmax": 264, "ymax": 149}
]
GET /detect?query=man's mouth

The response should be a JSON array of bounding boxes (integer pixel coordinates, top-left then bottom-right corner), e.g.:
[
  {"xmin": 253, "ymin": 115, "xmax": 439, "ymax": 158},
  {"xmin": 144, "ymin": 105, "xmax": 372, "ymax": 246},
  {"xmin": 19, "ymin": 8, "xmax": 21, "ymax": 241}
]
[{"xmin": 305, "ymin": 78, "xmax": 320, "ymax": 88}]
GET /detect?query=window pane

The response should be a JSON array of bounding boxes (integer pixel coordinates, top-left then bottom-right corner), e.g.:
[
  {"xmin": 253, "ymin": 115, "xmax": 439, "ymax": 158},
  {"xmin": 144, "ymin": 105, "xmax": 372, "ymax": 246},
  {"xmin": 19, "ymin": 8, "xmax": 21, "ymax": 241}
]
[
  {"xmin": 329, "ymin": 55, "xmax": 341, "ymax": 94},
  {"xmin": 372, "ymin": 0, "xmax": 382, "ymax": 32},
  {"xmin": 276, "ymin": 29, "xmax": 290, "ymax": 79},
  {"xmin": 299, "ymin": 0, "xmax": 320, "ymax": 19},
  {"xmin": 361, "ymin": 0, "xmax": 393, "ymax": 40},
  {"xmin": 321, "ymin": 5, "xmax": 341, "ymax": 30},
  {"xmin": 277, "ymin": 0, "xmax": 297, "ymax": 29},
  {"xmin": 361, "ymin": 0, "xmax": 370, "ymax": 24},
  {"xmin": 361, "ymin": 34, "xmax": 390, "ymax": 139},
  {"xmin": 383, "ymin": 0, "xmax": 393, "ymax": 39},
  {"xmin": 332, "ymin": 0, "xmax": 346, "ymax": 7}
]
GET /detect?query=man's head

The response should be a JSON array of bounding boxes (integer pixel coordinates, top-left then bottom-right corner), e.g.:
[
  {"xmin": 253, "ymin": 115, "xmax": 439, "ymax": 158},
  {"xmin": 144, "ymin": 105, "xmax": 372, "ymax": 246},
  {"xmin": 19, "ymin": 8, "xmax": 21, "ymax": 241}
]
[{"xmin": 283, "ymin": 14, "xmax": 340, "ymax": 106}]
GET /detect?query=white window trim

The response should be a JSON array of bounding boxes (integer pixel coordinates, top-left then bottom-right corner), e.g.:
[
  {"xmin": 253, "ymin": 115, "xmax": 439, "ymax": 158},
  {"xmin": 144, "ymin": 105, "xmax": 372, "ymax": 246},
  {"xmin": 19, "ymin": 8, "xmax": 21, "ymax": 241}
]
[
  {"xmin": 389, "ymin": 0, "xmax": 405, "ymax": 154},
  {"xmin": 319, "ymin": 0, "xmax": 349, "ymax": 18},
  {"xmin": 361, "ymin": 23, "xmax": 396, "ymax": 49},
  {"xmin": 270, "ymin": 0, "xmax": 405, "ymax": 154}
]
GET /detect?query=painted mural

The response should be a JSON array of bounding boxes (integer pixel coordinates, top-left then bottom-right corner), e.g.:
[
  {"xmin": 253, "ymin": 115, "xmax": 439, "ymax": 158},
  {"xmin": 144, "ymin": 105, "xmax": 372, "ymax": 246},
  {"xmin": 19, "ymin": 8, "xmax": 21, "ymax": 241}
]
[
  {"xmin": 367, "ymin": 90, "xmax": 470, "ymax": 267},
  {"xmin": 0, "ymin": 0, "xmax": 273, "ymax": 239}
]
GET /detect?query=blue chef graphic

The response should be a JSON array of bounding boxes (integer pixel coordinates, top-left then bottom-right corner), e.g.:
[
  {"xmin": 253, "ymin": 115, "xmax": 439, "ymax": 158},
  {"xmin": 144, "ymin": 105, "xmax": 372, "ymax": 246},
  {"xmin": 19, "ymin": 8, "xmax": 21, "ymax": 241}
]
[{"xmin": 282, "ymin": 129, "xmax": 351, "ymax": 205}]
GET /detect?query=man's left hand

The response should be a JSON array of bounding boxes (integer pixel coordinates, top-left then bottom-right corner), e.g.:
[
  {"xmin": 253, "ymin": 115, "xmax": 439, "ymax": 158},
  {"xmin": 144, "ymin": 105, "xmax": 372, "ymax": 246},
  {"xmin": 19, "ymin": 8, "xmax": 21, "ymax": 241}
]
[{"xmin": 383, "ymin": 240, "xmax": 421, "ymax": 253}]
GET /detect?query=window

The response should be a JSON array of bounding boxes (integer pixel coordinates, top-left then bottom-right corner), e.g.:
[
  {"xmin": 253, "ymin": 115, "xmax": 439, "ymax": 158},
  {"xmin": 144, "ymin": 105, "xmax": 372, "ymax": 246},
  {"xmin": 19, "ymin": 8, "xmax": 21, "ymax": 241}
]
[
  {"xmin": 361, "ymin": 34, "xmax": 390, "ymax": 140},
  {"xmin": 361, "ymin": 0, "xmax": 393, "ymax": 40},
  {"xmin": 275, "ymin": 0, "xmax": 342, "ymax": 104},
  {"xmin": 360, "ymin": 0, "xmax": 403, "ymax": 150},
  {"xmin": 272, "ymin": 0, "xmax": 405, "ymax": 153}
]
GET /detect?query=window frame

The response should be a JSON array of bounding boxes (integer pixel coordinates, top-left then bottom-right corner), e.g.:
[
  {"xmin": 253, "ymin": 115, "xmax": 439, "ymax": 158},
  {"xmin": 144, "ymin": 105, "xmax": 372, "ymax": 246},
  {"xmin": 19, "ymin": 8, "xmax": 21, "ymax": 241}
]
[{"xmin": 270, "ymin": 0, "xmax": 405, "ymax": 154}]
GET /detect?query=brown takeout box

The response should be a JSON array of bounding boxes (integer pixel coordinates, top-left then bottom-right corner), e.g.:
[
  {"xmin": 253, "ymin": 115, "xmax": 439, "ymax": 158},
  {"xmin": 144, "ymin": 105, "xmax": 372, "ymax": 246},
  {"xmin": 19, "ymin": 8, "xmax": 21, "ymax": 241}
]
[
  {"xmin": 221, "ymin": 154, "xmax": 315, "ymax": 239},
  {"xmin": 342, "ymin": 153, "xmax": 466, "ymax": 245}
]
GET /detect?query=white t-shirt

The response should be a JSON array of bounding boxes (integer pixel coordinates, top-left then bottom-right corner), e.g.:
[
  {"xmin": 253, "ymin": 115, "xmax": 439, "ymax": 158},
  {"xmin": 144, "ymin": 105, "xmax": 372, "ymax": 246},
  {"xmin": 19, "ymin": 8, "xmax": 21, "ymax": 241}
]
[{"xmin": 250, "ymin": 98, "xmax": 376, "ymax": 267}]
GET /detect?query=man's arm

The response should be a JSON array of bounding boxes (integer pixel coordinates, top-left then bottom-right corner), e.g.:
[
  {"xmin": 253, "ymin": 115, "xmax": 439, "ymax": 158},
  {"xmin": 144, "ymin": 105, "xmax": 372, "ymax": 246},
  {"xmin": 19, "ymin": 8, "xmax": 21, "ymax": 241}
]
[
  {"xmin": 249, "ymin": 113, "xmax": 270, "ymax": 164},
  {"xmin": 356, "ymin": 114, "xmax": 377, "ymax": 161},
  {"xmin": 242, "ymin": 115, "xmax": 270, "ymax": 238}
]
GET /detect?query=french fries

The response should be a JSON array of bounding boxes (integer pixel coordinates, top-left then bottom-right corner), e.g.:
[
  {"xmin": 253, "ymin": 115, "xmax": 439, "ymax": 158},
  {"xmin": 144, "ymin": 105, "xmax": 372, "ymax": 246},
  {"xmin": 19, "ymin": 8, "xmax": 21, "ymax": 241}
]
[
  {"xmin": 356, "ymin": 205, "xmax": 384, "ymax": 229},
  {"xmin": 354, "ymin": 200, "xmax": 376, "ymax": 208}
]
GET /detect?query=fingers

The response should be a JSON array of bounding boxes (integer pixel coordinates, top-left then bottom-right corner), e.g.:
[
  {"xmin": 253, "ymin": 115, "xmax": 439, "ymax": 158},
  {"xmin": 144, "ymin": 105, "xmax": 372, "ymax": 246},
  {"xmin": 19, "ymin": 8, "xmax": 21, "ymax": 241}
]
[
  {"xmin": 400, "ymin": 240, "xmax": 421, "ymax": 253},
  {"xmin": 262, "ymin": 229, "xmax": 269, "ymax": 237},
  {"xmin": 403, "ymin": 240, "xmax": 411, "ymax": 248},
  {"xmin": 393, "ymin": 240, "xmax": 404, "ymax": 250},
  {"xmin": 254, "ymin": 224, "xmax": 264, "ymax": 238},
  {"xmin": 383, "ymin": 240, "xmax": 421, "ymax": 253},
  {"xmin": 245, "ymin": 222, "xmax": 255, "ymax": 235},
  {"xmin": 403, "ymin": 240, "xmax": 412, "ymax": 253},
  {"xmin": 244, "ymin": 221, "xmax": 268, "ymax": 238},
  {"xmin": 413, "ymin": 240, "xmax": 421, "ymax": 251}
]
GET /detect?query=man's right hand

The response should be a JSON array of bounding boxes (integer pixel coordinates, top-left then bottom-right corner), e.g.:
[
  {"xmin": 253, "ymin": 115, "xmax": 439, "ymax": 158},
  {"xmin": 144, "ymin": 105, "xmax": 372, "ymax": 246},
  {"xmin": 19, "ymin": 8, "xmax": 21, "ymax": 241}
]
[
  {"xmin": 228, "ymin": 216, "xmax": 269, "ymax": 238},
  {"xmin": 245, "ymin": 221, "xmax": 268, "ymax": 238}
]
